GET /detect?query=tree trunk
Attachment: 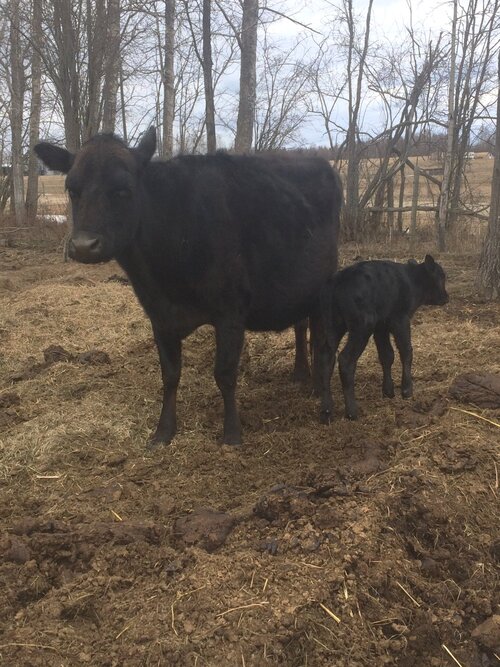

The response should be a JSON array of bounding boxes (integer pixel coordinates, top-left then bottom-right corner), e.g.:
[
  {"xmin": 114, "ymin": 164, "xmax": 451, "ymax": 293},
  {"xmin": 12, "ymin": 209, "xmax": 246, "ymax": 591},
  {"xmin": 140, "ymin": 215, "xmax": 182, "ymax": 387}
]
[
  {"xmin": 9, "ymin": 0, "xmax": 25, "ymax": 223},
  {"xmin": 235, "ymin": 0, "xmax": 258, "ymax": 153},
  {"xmin": 343, "ymin": 0, "xmax": 373, "ymax": 240},
  {"xmin": 26, "ymin": 0, "xmax": 43, "ymax": 220},
  {"xmin": 53, "ymin": 0, "xmax": 81, "ymax": 151},
  {"xmin": 162, "ymin": 0, "xmax": 175, "ymax": 157},
  {"xmin": 102, "ymin": 0, "xmax": 121, "ymax": 133},
  {"xmin": 202, "ymin": 0, "xmax": 216, "ymax": 153},
  {"xmin": 477, "ymin": 51, "xmax": 500, "ymax": 299},
  {"xmin": 437, "ymin": 0, "xmax": 457, "ymax": 251},
  {"xmin": 84, "ymin": 0, "xmax": 106, "ymax": 140}
]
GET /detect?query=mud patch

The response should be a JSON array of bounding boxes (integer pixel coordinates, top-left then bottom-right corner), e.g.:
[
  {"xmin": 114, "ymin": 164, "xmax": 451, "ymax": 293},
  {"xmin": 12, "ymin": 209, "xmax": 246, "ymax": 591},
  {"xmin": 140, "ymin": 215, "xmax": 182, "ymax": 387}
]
[
  {"xmin": 449, "ymin": 372, "xmax": 500, "ymax": 408},
  {"xmin": 0, "ymin": 247, "xmax": 499, "ymax": 666}
]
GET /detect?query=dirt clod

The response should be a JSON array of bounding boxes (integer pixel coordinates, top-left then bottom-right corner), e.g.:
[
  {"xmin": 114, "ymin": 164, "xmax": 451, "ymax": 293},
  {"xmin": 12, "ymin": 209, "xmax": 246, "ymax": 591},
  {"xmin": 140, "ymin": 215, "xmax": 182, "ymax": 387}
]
[
  {"xmin": 77, "ymin": 349, "xmax": 111, "ymax": 365},
  {"xmin": 471, "ymin": 615, "xmax": 500, "ymax": 653},
  {"xmin": 449, "ymin": 372, "xmax": 500, "ymax": 408},
  {"xmin": 173, "ymin": 508, "xmax": 235, "ymax": 552}
]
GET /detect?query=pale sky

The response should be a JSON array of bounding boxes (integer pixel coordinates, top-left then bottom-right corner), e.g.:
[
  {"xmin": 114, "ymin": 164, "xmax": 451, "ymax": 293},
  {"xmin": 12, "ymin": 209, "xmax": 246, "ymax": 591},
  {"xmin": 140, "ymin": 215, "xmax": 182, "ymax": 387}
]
[{"xmin": 259, "ymin": 0, "xmax": 454, "ymax": 146}]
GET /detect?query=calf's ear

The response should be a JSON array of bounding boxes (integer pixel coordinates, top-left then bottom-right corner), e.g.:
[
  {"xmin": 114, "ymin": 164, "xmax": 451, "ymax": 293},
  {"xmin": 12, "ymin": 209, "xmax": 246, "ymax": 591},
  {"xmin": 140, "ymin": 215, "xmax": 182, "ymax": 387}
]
[
  {"xmin": 133, "ymin": 127, "xmax": 156, "ymax": 165},
  {"xmin": 34, "ymin": 143, "xmax": 74, "ymax": 174},
  {"xmin": 424, "ymin": 254, "xmax": 436, "ymax": 267}
]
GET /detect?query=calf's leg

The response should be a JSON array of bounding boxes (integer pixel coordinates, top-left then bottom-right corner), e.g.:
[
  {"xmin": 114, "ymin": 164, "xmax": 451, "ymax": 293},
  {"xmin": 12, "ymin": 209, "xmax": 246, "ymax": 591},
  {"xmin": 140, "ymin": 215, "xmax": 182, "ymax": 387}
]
[
  {"xmin": 148, "ymin": 329, "xmax": 182, "ymax": 448},
  {"xmin": 292, "ymin": 319, "xmax": 310, "ymax": 382},
  {"xmin": 214, "ymin": 320, "xmax": 245, "ymax": 445},
  {"xmin": 392, "ymin": 317, "xmax": 413, "ymax": 398},
  {"xmin": 338, "ymin": 330, "xmax": 370, "ymax": 420},
  {"xmin": 373, "ymin": 327, "xmax": 395, "ymax": 398}
]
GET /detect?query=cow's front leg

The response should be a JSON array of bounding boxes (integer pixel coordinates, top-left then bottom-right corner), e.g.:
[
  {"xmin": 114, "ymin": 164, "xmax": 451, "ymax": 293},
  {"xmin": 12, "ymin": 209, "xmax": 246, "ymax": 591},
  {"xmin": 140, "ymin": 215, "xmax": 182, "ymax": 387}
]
[
  {"xmin": 214, "ymin": 320, "xmax": 245, "ymax": 446},
  {"xmin": 148, "ymin": 329, "xmax": 182, "ymax": 449},
  {"xmin": 292, "ymin": 319, "xmax": 310, "ymax": 383}
]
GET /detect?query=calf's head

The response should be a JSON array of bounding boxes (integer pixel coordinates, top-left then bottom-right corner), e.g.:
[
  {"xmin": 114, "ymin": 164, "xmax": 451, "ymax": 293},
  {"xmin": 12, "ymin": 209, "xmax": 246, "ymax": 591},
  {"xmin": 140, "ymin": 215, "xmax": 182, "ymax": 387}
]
[
  {"xmin": 414, "ymin": 255, "xmax": 449, "ymax": 306},
  {"xmin": 34, "ymin": 129, "xmax": 156, "ymax": 263}
]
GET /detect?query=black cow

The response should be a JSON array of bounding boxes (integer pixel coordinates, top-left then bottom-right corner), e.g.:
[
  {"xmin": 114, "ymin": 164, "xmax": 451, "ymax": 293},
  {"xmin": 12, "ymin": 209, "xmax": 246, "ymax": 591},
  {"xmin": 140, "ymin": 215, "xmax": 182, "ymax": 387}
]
[
  {"xmin": 35, "ymin": 129, "xmax": 342, "ymax": 447},
  {"xmin": 317, "ymin": 255, "xmax": 449, "ymax": 421}
]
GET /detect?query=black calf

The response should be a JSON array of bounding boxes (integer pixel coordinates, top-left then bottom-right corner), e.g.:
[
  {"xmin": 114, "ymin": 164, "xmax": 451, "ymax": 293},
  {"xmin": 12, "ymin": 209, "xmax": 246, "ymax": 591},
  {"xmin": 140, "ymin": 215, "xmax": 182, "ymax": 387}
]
[{"xmin": 319, "ymin": 255, "xmax": 449, "ymax": 421}]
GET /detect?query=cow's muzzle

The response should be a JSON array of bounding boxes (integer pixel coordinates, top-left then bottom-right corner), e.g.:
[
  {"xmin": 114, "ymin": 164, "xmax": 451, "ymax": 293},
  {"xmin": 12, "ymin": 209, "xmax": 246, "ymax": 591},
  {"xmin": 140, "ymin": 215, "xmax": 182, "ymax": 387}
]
[{"xmin": 68, "ymin": 232, "xmax": 107, "ymax": 263}]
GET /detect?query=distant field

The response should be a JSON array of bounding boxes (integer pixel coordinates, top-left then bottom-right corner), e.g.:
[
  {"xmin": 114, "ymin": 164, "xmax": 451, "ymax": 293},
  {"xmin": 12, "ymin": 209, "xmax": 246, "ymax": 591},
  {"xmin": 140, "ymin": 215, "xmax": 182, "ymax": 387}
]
[
  {"xmin": 34, "ymin": 153, "xmax": 494, "ymax": 218},
  {"xmin": 33, "ymin": 175, "xmax": 67, "ymax": 212}
]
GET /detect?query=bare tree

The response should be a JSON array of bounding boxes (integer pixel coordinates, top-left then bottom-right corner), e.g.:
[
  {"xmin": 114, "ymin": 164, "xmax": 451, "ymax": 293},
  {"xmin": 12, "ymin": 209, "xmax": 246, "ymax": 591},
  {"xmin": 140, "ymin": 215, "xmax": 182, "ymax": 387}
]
[
  {"xmin": 202, "ymin": 0, "xmax": 216, "ymax": 152},
  {"xmin": 8, "ymin": 0, "xmax": 25, "ymax": 222},
  {"xmin": 25, "ymin": 0, "xmax": 43, "ymax": 219},
  {"xmin": 254, "ymin": 35, "xmax": 310, "ymax": 151},
  {"xmin": 102, "ymin": 0, "xmax": 121, "ymax": 133},
  {"xmin": 162, "ymin": 0, "xmax": 175, "ymax": 156},
  {"xmin": 306, "ymin": 37, "xmax": 348, "ymax": 153},
  {"xmin": 437, "ymin": 0, "xmax": 457, "ymax": 251},
  {"xmin": 477, "ymin": 50, "xmax": 500, "ymax": 298},
  {"xmin": 181, "ymin": 0, "xmax": 217, "ymax": 152},
  {"xmin": 234, "ymin": 0, "xmax": 258, "ymax": 152},
  {"xmin": 343, "ymin": 0, "xmax": 374, "ymax": 239}
]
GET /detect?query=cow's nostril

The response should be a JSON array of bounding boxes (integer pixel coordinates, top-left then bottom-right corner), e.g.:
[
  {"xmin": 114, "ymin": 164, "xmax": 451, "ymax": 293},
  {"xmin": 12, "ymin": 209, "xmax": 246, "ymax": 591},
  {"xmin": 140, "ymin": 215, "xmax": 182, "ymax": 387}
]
[
  {"xmin": 70, "ymin": 233, "xmax": 105, "ymax": 263},
  {"xmin": 88, "ymin": 238, "xmax": 101, "ymax": 253}
]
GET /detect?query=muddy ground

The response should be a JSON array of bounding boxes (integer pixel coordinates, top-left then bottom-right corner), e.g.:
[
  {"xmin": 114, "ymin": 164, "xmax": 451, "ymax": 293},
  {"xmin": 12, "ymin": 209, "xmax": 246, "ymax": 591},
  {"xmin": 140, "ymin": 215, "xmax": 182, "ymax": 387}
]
[{"xmin": 0, "ymin": 245, "xmax": 499, "ymax": 666}]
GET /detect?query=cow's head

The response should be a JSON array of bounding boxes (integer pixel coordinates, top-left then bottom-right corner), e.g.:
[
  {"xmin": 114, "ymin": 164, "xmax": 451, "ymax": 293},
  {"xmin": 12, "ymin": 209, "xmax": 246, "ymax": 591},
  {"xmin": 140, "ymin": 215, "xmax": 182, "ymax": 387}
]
[
  {"xmin": 417, "ymin": 254, "xmax": 449, "ymax": 306},
  {"xmin": 34, "ymin": 128, "xmax": 156, "ymax": 263}
]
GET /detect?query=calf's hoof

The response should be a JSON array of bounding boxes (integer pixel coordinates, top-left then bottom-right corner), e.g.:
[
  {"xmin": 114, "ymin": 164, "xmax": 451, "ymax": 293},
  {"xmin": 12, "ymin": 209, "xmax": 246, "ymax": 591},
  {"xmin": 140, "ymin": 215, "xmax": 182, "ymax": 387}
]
[
  {"xmin": 344, "ymin": 407, "xmax": 358, "ymax": 420},
  {"xmin": 383, "ymin": 387, "xmax": 395, "ymax": 398},
  {"xmin": 401, "ymin": 387, "xmax": 413, "ymax": 399},
  {"xmin": 319, "ymin": 409, "xmax": 332, "ymax": 425}
]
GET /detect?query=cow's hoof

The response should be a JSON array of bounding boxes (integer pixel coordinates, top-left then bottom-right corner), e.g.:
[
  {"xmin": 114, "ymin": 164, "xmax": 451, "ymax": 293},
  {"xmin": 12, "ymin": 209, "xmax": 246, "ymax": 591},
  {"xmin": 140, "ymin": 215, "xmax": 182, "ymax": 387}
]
[
  {"xmin": 345, "ymin": 408, "xmax": 358, "ymax": 420},
  {"xmin": 292, "ymin": 368, "xmax": 310, "ymax": 384},
  {"xmin": 383, "ymin": 387, "xmax": 395, "ymax": 398},
  {"xmin": 221, "ymin": 430, "xmax": 242, "ymax": 446},
  {"xmin": 401, "ymin": 388, "xmax": 413, "ymax": 399},
  {"xmin": 222, "ymin": 437, "xmax": 242, "ymax": 447},
  {"xmin": 146, "ymin": 433, "xmax": 174, "ymax": 450}
]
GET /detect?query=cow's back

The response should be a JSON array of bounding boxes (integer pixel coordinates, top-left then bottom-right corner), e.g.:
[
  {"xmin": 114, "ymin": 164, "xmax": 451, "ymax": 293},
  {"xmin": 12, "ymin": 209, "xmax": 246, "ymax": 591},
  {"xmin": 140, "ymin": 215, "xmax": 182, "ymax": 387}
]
[{"xmin": 135, "ymin": 153, "xmax": 341, "ymax": 332}]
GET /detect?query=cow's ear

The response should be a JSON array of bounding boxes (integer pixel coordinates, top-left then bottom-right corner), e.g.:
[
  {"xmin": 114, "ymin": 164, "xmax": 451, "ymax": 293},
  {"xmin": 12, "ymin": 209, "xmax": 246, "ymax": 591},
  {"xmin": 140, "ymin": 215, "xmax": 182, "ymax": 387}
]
[
  {"xmin": 34, "ymin": 142, "xmax": 74, "ymax": 174},
  {"xmin": 424, "ymin": 254, "xmax": 436, "ymax": 268},
  {"xmin": 134, "ymin": 127, "xmax": 156, "ymax": 165}
]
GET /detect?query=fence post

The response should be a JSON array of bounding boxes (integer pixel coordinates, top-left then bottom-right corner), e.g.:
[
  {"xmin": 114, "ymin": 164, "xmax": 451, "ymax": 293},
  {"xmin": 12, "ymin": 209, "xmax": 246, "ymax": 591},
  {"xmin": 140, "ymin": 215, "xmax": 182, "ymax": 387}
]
[
  {"xmin": 410, "ymin": 166, "xmax": 420, "ymax": 255},
  {"xmin": 387, "ymin": 176, "xmax": 394, "ymax": 238},
  {"xmin": 397, "ymin": 165, "xmax": 405, "ymax": 233}
]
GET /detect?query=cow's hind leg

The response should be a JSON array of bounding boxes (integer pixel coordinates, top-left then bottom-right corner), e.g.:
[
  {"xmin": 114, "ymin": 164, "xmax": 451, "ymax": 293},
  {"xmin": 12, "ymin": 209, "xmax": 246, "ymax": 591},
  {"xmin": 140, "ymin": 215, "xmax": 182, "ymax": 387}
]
[
  {"xmin": 148, "ymin": 329, "xmax": 182, "ymax": 449},
  {"xmin": 214, "ymin": 320, "xmax": 245, "ymax": 446},
  {"xmin": 292, "ymin": 319, "xmax": 310, "ymax": 383},
  {"xmin": 338, "ymin": 329, "xmax": 370, "ymax": 420},
  {"xmin": 373, "ymin": 326, "xmax": 395, "ymax": 398},
  {"xmin": 309, "ymin": 310, "xmax": 341, "ymax": 424}
]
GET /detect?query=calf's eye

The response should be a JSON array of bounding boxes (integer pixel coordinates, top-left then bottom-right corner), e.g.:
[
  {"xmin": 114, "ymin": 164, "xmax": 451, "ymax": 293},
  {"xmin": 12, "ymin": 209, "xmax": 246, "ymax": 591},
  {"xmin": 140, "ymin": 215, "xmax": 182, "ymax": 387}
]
[{"xmin": 111, "ymin": 188, "xmax": 131, "ymax": 199}]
